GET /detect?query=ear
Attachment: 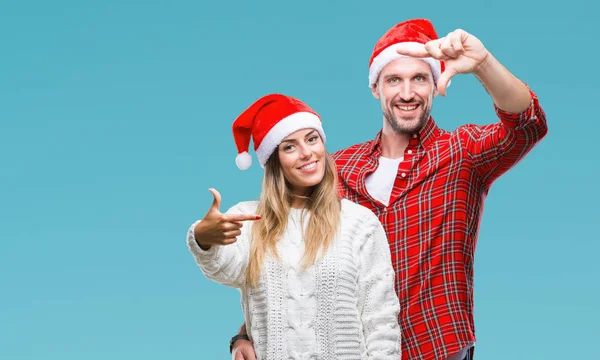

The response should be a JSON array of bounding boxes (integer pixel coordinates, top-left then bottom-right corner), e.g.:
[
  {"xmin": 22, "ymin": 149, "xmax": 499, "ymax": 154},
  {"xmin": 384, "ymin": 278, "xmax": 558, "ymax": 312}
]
[{"xmin": 371, "ymin": 82, "xmax": 381, "ymax": 100}]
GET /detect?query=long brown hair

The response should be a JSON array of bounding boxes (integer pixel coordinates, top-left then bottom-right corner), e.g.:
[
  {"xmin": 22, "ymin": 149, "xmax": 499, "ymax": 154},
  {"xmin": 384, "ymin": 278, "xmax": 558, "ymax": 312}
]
[{"xmin": 245, "ymin": 148, "xmax": 341, "ymax": 288}]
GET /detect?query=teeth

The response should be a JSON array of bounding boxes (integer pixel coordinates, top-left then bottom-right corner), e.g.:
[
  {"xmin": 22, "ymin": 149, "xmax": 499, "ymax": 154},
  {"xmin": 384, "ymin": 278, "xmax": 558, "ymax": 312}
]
[
  {"xmin": 300, "ymin": 162, "xmax": 316, "ymax": 170},
  {"xmin": 396, "ymin": 105, "xmax": 418, "ymax": 111}
]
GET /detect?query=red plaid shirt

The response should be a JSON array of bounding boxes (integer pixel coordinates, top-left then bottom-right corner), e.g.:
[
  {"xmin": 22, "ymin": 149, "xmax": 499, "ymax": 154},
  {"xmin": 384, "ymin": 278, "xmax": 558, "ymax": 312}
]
[{"xmin": 332, "ymin": 88, "xmax": 547, "ymax": 360}]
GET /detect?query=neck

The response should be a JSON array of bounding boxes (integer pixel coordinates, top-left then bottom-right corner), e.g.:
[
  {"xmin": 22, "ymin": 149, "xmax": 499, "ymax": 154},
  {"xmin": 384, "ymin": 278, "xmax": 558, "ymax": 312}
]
[
  {"xmin": 291, "ymin": 198, "xmax": 308, "ymax": 209},
  {"xmin": 381, "ymin": 123, "xmax": 410, "ymax": 159},
  {"xmin": 290, "ymin": 187, "xmax": 311, "ymax": 208}
]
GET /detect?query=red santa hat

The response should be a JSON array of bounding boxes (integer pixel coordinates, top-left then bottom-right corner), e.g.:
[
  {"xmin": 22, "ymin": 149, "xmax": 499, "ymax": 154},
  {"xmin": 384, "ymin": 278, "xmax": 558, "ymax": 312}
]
[
  {"xmin": 232, "ymin": 94, "xmax": 325, "ymax": 170},
  {"xmin": 368, "ymin": 18, "xmax": 446, "ymax": 88}
]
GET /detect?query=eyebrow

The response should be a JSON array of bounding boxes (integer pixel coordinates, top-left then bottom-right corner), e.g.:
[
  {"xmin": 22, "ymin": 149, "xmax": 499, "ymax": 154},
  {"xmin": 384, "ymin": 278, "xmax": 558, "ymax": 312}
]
[
  {"xmin": 414, "ymin": 72, "xmax": 431, "ymax": 79},
  {"xmin": 384, "ymin": 72, "xmax": 431, "ymax": 79},
  {"xmin": 280, "ymin": 130, "xmax": 318, "ymax": 144}
]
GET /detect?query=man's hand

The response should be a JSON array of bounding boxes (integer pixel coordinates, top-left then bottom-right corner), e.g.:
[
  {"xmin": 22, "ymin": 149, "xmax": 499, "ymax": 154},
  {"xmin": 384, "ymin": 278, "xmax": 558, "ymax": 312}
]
[
  {"xmin": 232, "ymin": 339, "xmax": 256, "ymax": 360},
  {"xmin": 396, "ymin": 29, "xmax": 490, "ymax": 96},
  {"xmin": 193, "ymin": 188, "xmax": 260, "ymax": 250}
]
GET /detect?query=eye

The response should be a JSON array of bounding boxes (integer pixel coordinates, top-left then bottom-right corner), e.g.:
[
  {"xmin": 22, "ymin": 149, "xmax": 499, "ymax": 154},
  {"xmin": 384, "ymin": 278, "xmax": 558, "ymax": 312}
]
[
  {"xmin": 307, "ymin": 135, "xmax": 319, "ymax": 144},
  {"xmin": 387, "ymin": 77, "xmax": 399, "ymax": 83},
  {"xmin": 281, "ymin": 144, "xmax": 295, "ymax": 152},
  {"xmin": 415, "ymin": 75, "xmax": 426, "ymax": 82}
]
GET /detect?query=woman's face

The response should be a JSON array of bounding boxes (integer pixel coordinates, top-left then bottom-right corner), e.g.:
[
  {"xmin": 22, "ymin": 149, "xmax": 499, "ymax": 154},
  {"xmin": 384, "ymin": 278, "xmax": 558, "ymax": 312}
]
[{"xmin": 277, "ymin": 128, "xmax": 326, "ymax": 196}]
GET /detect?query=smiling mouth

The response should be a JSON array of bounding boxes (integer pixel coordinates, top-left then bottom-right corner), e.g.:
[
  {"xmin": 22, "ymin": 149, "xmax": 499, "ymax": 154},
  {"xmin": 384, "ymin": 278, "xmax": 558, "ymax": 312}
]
[
  {"xmin": 395, "ymin": 104, "xmax": 419, "ymax": 111},
  {"xmin": 298, "ymin": 161, "xmax": 317, "ymax": 170}
]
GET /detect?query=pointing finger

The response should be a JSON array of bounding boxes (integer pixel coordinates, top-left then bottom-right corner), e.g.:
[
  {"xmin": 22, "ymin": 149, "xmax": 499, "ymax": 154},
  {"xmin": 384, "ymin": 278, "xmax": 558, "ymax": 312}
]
[
  {"xmin": 225, "ymin": 213, "xmax": 261, "ymax": 222},
  {"xmin": 395, "ymin": 43, "xmax": 431, "ymax": 58}
]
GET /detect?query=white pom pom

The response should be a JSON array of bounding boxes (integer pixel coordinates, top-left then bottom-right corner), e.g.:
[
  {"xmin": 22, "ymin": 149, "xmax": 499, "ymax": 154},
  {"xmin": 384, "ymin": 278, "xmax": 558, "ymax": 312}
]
[{"xmin": 235, "ymin": 151, "xmax": 252, "ymax": 170}]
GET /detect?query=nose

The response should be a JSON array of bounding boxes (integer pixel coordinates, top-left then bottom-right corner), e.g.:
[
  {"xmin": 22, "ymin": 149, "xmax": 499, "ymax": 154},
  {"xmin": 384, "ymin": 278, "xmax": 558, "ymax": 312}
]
[
  {"xmin": 298, "ymin": 143, "xmax": 312, "ymax": 159},
  {"xmin": 399, "ymin": 80, "xmax": 415, "ymax": 101}
]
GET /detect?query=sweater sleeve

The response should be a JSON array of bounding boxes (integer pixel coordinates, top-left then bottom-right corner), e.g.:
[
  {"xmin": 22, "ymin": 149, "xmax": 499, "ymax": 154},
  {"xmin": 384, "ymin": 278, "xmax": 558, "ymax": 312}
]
[
  {"xmin": 186, "ymin": 202, "xmax": 255, "ymax": 289},
  {"xmin": 357, "ymin": 211, "xmax": 402, "ymax": 359}
]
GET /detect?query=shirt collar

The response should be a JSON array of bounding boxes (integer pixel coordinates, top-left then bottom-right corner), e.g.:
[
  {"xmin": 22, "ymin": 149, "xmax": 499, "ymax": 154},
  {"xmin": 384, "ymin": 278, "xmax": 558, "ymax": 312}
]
[{"xmin": 368, "ymin": 116, "xmax": 440, "ymax": 156}]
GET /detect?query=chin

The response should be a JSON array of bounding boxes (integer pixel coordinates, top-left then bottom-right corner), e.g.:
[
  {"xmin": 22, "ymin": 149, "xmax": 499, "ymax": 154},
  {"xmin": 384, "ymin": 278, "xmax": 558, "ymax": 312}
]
[
  {"xmin": 296, "ymin": 171, "xmax": 325, "ymax": 189},
  {"xmin": 394, "ymin": 115, "xmax": 426, "ymax": 134},
  {"xmin": 302, "ymin": 177, "xmax": 323, "ymax": 188}
]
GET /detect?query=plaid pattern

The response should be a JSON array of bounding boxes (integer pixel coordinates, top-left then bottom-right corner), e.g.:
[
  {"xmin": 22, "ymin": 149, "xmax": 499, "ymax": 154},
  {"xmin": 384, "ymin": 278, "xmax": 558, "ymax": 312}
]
[{"xmin": 332, "ymin": 88, "xmax": 547, "ymax": 360}]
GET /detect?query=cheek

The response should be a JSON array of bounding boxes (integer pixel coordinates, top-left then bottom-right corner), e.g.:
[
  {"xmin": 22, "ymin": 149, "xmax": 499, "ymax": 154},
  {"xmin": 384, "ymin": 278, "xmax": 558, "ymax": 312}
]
[
  {"xmin": 381, "ymin": 87, "xmax": 395, "ymax": 104},
  {"xmin": 313, "ymin": 143, "xmax": 326, "ymax": 158},
  {"xmin": 278, "ymin": 152, "xmax": 296, "ymax": 174},
  {"xmin": 419, "ymin": 86, "xmax": 435, "ymax": 102}
]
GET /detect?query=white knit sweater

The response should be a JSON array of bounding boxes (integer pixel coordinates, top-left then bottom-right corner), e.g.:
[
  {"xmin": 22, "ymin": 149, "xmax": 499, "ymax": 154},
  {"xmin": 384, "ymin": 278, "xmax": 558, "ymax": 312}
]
[{"xmin": 187, "ymin": 199, "xmax": 401, "ymax": 359}]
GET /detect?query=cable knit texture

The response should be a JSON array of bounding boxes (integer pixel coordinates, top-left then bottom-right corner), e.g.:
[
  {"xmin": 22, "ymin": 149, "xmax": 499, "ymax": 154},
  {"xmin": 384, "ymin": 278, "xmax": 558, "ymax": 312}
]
[{"xmin": 187, "ymin": 199, "xmax": 401, "ymax": 359}]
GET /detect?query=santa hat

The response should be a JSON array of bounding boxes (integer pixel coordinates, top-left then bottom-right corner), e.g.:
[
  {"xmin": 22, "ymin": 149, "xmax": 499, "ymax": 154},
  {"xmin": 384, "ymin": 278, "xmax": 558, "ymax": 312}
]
[
  {"xmin": 232, "ymin": 94, "xmax": 326, "ymax": 170},
  {"xmin": 368, "ymin": 18, "xmax": 446, "ymax": 88}
]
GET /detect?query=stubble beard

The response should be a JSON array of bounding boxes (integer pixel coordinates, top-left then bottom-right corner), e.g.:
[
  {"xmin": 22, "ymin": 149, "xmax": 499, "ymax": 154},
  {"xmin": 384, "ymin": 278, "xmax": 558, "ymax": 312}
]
[{"xmin": 384, "ymin": 103, "xmax": 431, "ymax": 136}]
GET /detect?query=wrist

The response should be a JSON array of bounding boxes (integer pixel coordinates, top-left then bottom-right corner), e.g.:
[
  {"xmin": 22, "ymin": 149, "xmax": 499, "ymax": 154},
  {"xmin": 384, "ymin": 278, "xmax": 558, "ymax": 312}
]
[
  {"xmin": 473, "ymin": 51, "xmax": 494, "ymax": 79},
  {"xmin": 193, "ymin": 221, "xmax": 212, "ymax": 250},
  {"xmin": 229, "ymin": 334, "xmax": 250, "ymax": 353},
  {"xmin": 198, "ymin": 243, "xmax": 211, "ymax": 251}
]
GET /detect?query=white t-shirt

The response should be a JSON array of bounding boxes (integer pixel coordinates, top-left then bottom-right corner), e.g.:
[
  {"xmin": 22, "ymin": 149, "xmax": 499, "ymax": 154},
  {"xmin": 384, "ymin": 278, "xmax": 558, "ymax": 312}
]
[{"xmin": 365, "ymin": 156, "xmax": 404, "ymax": 206}]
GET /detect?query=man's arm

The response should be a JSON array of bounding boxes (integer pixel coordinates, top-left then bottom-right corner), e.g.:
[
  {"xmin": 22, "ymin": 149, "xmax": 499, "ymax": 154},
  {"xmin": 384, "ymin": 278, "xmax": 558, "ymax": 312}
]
[
  {"xmin": 466, "ymin": 53, "xmax": 547, "ymax": 186},
  {"xmin": 473, "ymin": 53, "xmax": 532, "ymax": 114},
  {"xmin": 396, "ymin": 28, "xmax": 548, "ymax": 186},
  {"xmin": 461, "ymin": 85, "xmax": 547, "ymax": 187}
]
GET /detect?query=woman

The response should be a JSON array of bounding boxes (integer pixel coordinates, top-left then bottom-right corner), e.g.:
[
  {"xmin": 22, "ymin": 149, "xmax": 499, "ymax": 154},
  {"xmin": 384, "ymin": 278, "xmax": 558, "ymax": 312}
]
[{"xmin": 186, "ymin": 94, "xmax": 401, "ymax": 359}]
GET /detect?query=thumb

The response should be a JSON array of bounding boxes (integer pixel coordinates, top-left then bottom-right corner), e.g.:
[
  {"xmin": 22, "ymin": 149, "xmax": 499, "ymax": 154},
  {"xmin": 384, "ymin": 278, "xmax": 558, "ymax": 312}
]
[
  {"xmin": 208, "ymin": 188, "xmax": 222, "ymax": 213},
  {"xmin": 437, "ymin": 68, "xmax": 457, "ymax": 97}
]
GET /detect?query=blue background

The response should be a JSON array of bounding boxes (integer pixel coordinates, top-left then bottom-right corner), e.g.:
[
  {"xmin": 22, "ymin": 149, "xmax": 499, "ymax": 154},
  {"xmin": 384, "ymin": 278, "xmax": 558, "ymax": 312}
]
[{"xmin": 2, "ymin": 0, "xmax": 598, "ymax": 359}]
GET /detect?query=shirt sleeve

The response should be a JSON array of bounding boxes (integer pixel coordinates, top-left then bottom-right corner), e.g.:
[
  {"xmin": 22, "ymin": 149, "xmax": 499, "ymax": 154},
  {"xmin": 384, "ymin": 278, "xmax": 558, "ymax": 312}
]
[
  {"xmin": 186, "ymin": 202, "xmax": 253, "ymax": 289},
  {"xmin": 461, "ymin": 86, "xmax": 548, "ymax": 187},
  {"xmin": 357, "ymin": 212, "xmax": 402, "ymax": 359}
]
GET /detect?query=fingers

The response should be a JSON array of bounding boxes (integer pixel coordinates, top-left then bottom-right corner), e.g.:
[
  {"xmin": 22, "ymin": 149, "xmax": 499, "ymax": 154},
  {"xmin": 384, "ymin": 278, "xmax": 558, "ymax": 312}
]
[
  {"xmin": 233, "ymin": 347, "xmax": 244, "ymax": 360},
  {"xmin": 397, "ymin": 29, "xmax": 468, "ymax": 61},
  {"xmin": 242, "ymin": 344, "xmax": 257, "ymax": 360},
  {"xmin": 226, "ymin": 213, "xmax": 261, "ymax": 222},
  {"xmin": 232, "ymin": 340, "xmax": 256, "ymax": 360},
  {"xmin": 437, "ymin": 68, "xmax": 457, "ymax": 97},
  {"xmin": 222, "ymin": 238, "xmax": 238, "ymax": 246},
  {"xmin": 208, "ymin": 188, "xmax": 221, "ymax": 212},
  {"xmin": 440, "ymin": 37, "xmax": 457, "ymax": 58},
  {"xmin": 221, "ymin": 221, "xmax": 243, "ymax": 231},
  {"xmin": 424, "ymin": 39, "xmax": 450, "ymax": 61},
  {"xmin": 395, "ymin": 43, "xmax": 430, "ymax": 58},
  {"xmin": 440, "ymin": 31, "xmax": 465, "ymax": 59},
  {"xmin": 450, "ymin": 32, "xmax": 465, "ymax": 55},
  {"xmin": 223, "ymin": 229, "xmax": 242, "ymax": 238}
]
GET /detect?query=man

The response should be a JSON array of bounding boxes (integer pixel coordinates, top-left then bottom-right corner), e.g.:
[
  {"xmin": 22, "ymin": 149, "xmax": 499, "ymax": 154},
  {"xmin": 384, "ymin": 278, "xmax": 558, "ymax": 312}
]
[{"xmin": 228, "ymin": 18, "xmax": 547, "ymax": 360}]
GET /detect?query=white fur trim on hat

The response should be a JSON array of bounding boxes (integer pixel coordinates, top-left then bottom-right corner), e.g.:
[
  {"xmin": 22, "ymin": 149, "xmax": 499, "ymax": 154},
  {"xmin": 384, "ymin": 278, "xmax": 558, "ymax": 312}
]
[
  {"xmin": 255, "ymin": 112, "xmax": 325, "ymax": 168},
  {"xmin": 368, "ymin": 42, "xmax": 442, "ymax": 88}
]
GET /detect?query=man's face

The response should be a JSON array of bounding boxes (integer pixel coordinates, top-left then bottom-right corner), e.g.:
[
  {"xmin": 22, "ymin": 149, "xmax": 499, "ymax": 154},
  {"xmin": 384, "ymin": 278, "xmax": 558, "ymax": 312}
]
[{"xmin": 372, "ymin": 58, "xmax": 438, "ymax": 135}]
